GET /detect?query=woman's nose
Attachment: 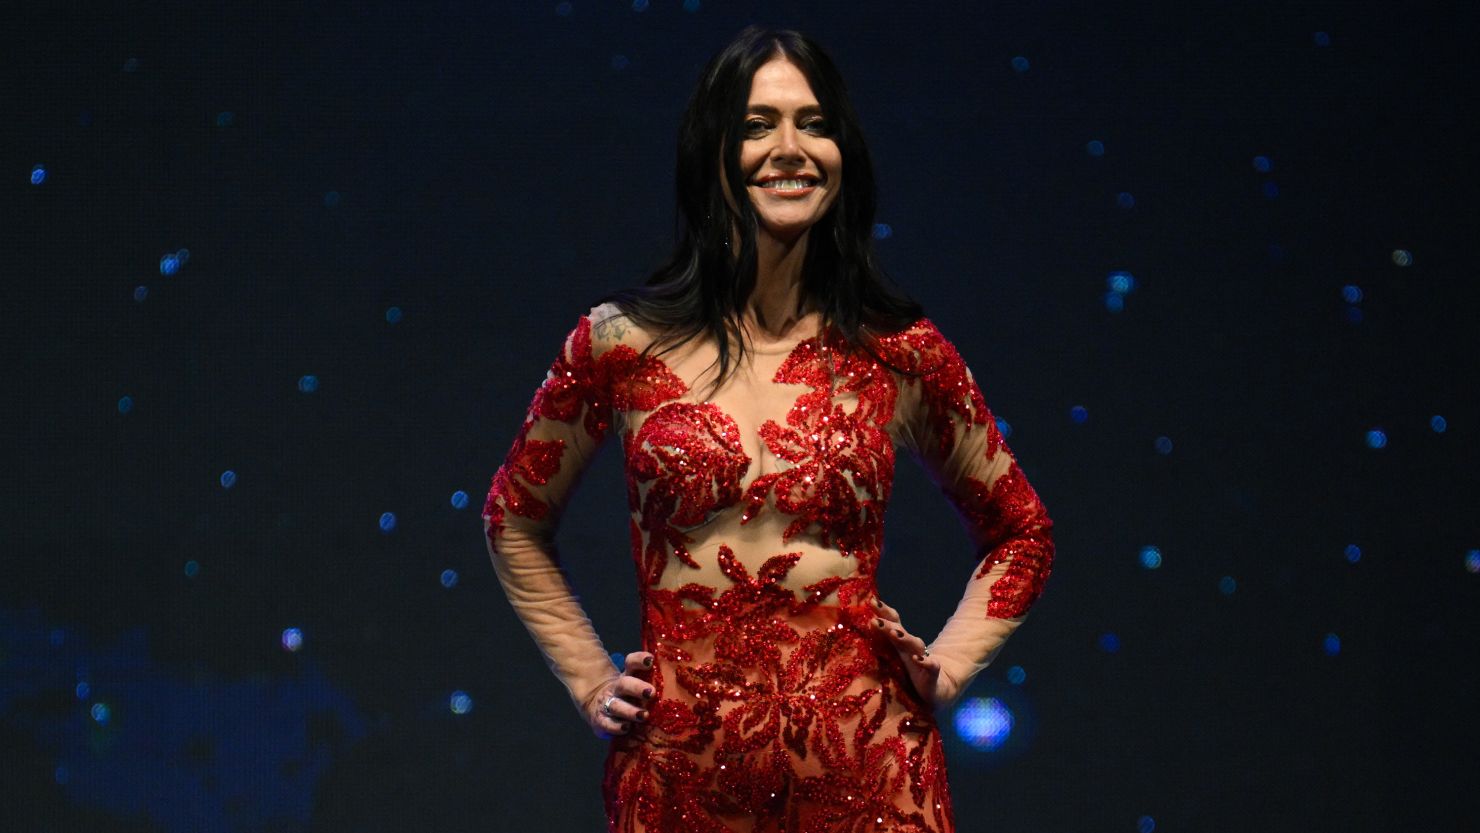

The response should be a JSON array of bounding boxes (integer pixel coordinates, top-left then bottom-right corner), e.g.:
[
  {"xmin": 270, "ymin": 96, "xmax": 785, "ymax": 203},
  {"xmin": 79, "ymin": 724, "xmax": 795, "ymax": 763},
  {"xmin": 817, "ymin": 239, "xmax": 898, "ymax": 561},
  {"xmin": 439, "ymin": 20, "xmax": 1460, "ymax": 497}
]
[{"xmin": 771, "ymin": 120, "xmax": 804, "ymax": 162}]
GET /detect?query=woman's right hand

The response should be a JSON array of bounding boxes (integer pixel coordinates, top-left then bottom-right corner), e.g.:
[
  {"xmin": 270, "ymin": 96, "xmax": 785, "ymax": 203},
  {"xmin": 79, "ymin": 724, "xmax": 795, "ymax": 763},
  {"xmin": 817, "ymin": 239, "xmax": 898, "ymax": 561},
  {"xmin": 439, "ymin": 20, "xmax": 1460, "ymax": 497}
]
[{"xmin": 583, "ymin": 651, "xmax": 656, "ymax": 738}]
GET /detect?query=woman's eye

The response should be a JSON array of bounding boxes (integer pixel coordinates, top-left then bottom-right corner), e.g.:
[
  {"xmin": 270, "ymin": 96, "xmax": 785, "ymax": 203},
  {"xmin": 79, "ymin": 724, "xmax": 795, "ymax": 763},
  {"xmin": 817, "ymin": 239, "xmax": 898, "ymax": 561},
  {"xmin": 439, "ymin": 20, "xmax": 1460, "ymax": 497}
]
[
  {"xmin": 803, "ymin": 119, "xmax": 829, "ymax": 134},
  {"xmin": 744, "ymin": 119, "xmax": 770, "ymax": 134}
]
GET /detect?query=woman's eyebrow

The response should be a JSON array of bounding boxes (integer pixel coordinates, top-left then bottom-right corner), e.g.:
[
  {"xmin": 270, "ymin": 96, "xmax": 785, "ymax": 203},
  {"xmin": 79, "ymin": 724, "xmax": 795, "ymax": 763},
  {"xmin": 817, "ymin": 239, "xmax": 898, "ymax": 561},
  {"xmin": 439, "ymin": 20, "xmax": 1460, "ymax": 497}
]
[{"xmin": 746, "ymin": 103, "xmax": 824, "ymax": 117}]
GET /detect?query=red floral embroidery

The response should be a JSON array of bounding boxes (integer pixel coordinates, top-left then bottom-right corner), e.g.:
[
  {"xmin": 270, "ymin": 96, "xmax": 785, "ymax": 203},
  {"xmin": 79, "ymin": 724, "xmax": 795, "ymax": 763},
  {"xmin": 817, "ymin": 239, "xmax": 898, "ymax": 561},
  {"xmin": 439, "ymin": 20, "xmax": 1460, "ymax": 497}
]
[{"xmin": 955, "ymin": 461, "xmax": 1055, "ymax": 619}]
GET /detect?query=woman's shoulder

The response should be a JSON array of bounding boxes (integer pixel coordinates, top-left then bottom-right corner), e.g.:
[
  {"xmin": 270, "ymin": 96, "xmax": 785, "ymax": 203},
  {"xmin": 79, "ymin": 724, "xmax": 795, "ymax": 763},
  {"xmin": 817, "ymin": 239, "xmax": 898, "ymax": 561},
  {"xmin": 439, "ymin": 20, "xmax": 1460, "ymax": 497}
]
[
  {"xmin": 577, "ymin": 302, "xmax": 659, "ymax": 358},
  {"xmin": 869, "ymin": 316, "xmax": 961, "ymax": 375}
]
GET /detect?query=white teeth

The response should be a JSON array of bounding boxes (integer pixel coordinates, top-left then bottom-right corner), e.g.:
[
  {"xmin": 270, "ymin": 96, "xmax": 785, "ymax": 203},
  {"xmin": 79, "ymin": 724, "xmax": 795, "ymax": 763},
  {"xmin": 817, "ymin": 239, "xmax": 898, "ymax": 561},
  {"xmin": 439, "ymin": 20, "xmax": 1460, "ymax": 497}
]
[{"xmin": 760, "ymin": 179, "xmax": 814, "ymax": 191}]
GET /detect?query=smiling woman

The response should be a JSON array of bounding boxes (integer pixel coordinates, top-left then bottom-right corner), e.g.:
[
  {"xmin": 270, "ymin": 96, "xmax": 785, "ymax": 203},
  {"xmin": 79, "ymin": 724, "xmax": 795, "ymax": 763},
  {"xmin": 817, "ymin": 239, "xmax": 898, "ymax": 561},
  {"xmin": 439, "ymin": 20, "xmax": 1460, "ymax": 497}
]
[{"xmin": 482, "ymin": 24, "xmax": 1054, "ymax": 833}]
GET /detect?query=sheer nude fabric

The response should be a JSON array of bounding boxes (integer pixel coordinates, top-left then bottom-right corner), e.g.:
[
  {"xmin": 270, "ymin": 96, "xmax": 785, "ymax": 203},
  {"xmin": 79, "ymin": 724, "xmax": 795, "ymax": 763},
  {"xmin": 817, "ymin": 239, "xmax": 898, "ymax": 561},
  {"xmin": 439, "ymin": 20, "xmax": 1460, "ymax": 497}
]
[{"xmin": 484, "ymin": 303, "xmax": 1054, "ymax": 832}]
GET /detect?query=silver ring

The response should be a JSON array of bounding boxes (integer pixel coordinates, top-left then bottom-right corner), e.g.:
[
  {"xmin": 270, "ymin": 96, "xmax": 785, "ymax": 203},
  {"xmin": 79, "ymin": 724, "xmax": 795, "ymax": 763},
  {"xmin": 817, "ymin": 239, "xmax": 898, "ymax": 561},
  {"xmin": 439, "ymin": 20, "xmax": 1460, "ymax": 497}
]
[
  {"xmin": 922, "ymin": 647, "xmax": 931, "ymax": 657},
  {"xmin": 601, "ymin": 693, "xmax": 617, "ymax": 718}
]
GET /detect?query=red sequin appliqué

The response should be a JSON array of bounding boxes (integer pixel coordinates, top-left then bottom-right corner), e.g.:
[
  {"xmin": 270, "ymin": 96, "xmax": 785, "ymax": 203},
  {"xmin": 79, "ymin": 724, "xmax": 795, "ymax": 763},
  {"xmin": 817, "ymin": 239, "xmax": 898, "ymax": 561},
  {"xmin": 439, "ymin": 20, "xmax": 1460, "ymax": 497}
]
[{"xmin": 606, "ymin": 545, "xmax": 952, "ymax": 832}]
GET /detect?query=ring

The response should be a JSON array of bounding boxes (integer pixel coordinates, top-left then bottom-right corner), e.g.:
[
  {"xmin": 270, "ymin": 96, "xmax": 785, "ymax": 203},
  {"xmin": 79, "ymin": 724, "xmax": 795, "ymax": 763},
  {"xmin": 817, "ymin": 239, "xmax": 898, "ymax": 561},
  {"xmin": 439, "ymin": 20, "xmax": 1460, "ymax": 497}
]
[
  {"xmin": 601, "ymin": 693, "xmax": 617, "ymax": 718},
  {"xmin": 922, "ymin": 648, "xmax": 931, "ymax": 657}
]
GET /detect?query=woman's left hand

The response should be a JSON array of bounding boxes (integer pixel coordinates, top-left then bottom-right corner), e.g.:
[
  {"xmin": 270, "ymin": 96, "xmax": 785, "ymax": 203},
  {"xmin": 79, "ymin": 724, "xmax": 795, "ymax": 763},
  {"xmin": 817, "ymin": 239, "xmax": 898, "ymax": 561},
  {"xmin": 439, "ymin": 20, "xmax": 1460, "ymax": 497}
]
[{"xmin": 873, "ymin": 598, "xmax": 963, "ymax": 711}]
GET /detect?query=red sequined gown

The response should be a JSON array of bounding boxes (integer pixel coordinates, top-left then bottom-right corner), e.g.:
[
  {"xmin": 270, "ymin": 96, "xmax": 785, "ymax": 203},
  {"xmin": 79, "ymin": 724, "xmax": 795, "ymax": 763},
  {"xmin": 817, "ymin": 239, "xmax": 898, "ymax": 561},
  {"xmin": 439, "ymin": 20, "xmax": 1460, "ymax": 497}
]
[{"xmin": 483, "ymin": 305, "xmax": 1053, "ymax": 832}]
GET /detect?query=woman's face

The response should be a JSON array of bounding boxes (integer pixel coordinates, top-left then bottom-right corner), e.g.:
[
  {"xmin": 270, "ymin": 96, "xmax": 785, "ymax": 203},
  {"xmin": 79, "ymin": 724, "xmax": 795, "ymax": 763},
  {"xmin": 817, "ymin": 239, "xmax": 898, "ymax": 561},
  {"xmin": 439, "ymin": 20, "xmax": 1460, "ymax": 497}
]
[{"xmin": 724, "ymin": 55, "xmax": 842, "ymax": 244}]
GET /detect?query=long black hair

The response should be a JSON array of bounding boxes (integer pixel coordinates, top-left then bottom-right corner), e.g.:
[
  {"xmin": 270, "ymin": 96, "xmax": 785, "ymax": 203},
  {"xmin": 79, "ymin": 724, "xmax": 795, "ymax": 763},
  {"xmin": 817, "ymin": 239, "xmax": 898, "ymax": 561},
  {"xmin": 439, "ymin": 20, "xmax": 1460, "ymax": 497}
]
[{"xmin": 600, "ymin": 25, "xmax": 923, "ymax": 392}]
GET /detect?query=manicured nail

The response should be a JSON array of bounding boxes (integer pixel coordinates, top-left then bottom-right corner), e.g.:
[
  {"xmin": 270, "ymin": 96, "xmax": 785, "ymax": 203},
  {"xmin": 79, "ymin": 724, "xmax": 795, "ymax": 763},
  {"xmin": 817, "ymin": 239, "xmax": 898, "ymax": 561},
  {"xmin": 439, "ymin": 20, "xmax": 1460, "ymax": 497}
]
[
  {"xmin": 643, "ymin": 656, "xmax": 653, "ymax": 667},
  {"xmin": 643, "ymin": 688, "xmax": 654, "ymax": 699},
  {"xmin": 637, "ymin": 710, "xmax": 649, "ymax": 722},
  {"xmin": 874, "ymin": 619, "xmax": 884, "ymax": 629},
  {"xmin": 874, "ymin": 599, "xmax": 883, "ymax": 608},
  {"xmin": 894, "ymin": 629, "xmax": 904, "ymax": 638}
]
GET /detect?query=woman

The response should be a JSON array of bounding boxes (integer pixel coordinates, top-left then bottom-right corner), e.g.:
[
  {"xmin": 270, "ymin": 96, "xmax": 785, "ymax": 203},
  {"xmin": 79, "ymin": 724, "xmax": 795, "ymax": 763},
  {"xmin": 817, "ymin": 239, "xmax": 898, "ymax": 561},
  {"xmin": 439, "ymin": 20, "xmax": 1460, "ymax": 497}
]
[{"xmin": 483, "ymin": 25, "xmax": 1054, "ymax": 832}]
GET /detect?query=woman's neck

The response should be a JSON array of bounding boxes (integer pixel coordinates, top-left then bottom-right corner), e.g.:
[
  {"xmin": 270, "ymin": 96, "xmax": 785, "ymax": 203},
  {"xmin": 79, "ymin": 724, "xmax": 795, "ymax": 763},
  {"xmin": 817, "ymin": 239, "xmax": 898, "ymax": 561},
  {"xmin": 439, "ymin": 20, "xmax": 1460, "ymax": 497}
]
[{"xmin": 739, "ymin": 228, "xmax": 815, "ymax": 340}]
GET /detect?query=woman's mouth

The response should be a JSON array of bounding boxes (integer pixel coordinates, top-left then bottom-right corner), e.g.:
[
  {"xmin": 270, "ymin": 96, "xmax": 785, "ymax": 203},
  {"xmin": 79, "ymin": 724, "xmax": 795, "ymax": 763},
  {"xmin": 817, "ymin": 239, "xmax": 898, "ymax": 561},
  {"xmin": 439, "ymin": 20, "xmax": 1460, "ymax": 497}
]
[{"xmin": 751, "ymin": 177, "xmax": 821, "ymax": 197}]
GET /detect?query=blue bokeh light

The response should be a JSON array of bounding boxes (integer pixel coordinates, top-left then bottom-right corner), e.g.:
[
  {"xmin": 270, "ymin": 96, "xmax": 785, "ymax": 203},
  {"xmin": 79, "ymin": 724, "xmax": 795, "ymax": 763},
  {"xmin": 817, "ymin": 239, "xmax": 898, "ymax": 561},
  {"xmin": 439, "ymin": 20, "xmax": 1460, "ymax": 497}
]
[
  {"xmin": 76, "ymin": 681, "xmax": 90, "ymax": 700},
  {"xmin": 632, "ymin": 0, "xmax": 649, "ymax": 10},
  {"xmin": 323, "ymin": 191, "xmax": 341, "ymax": 208},
  {"xmin": 379, "ymin": 512, "xmax": 397, "ymax": 533},
  {"xmin": 1430, "ymin": 415, "xmax": 1447, "ymax": 433},
  {"xmin": 450, "ymin": 691, "xmax": 474, "ymax": 714},
  {"xmin": 1098, "ymin": 632, "xmax": 1121, "ymax": 653},
  {"xmin": 451, "ymin": 490, "xmax": 470, "ymax": 509},
  {"xmin": 1344, "ymin": 544, "xmax": 1361, "ymax": 564},
  {"xmin": 1154, "ymin": 436, "xmax": 1173, "ymax": 455},
  {"xmin": 215, "ymin": 111, "xmax": 234, "ymax": 127},
  {"xmin": 994, "ymin": 416, "xmax": 1012, "ymax": 439},
  {"xmin": 91, "ymin": 702, "xmax": 111, "ymax": 725},
  {"xmin": 184, "ymin": 560, "xmax": 200, "ymax": 578},
  {"xmin": 1341, "ymin": 284, "xmax": 1363, "ymax": 303},
  {"xmin": 555, "ymin": 2, "xmax": 572, "ymax": 17},
  {"xmin": 160, "ymin": 253, "xmax": 180, "ymax": 276},
  {"xmin": 1107, "ymin": 271, "xmax": 1136, "ymax": 294},
  {"xmin": 1252, "ymin": 155, "xmax": 1272, "ymax": 173},
  {"xmin": 953, "ymin": 696, "xmax": 1014, "ymax": 750},
  {"xmin": 1365, "ymin": 429, "xmax": 1387, "ymax": 449},
  {"xmin": 1070, "ymin": 406, "xmax": 1089, "ymax": 424},
  {"xmin": 133, "ymin": 285, "xmax": 149, "ymax": 302},
  {"xmin": 1010, "ymin": 56, "xmax": 1030, "ymax": 73},
  {"xmin": 281, "ymin": 628, "xmax": 304, "ymax": 652},
  {"xmin": 440, "ymin": 569, "xmax": 459, "ymax": 589},
  {"xmin": 1218, "ymin": 575, "xmax": 1237, "ymax": 595},
  {"xmin": 611, "ymin": 54, "xmax": 629, "ymax": 71},
  {"xmin": 1138, "ymin": 815, "xmax": 1157, "ymax": 833},
  {"xmin": 31, "ymin": 164, "xmax": 47, "ymax": 185},
  {"xmin": 118, "ymin": 396, "xmax": 134, "ymax": 415},
  {"xmin": 1104, "ymin": 292, "xmax": 1124, "ymax": 313},
  {"xmin": 682, "ymin": 0, "xmax": 700, "ymax": 10},
  {"xmin": 219, "ymin": 470, "xmax": 237, "ymax": 489},
  {"xmin": 1322, "ymin": 632, "xmax": 1340, "ymax": 656},
  {"xmin": 871, "ymin": 222, "xmax": 893, "ymax": 240},
  {"xmin": 1391, "ymin": 249, "xmax": 1412, "ymax": 267},
  {"xmin": 54, "ymin": 765, "xmax": 69, "ymax": 785},
  {"xmin": 1313, "ymin": 31, "xmax": 1332, "ymax": 47},
  {"xmin": 1464, "ymin": 550, "xmax": 1480, "ymax": 574},
  {"xmin": 386, "ymin": 306, "xmax": 403, "ymax": 324},
  {"xmin": 1006, "ymin": 665, "xmax": 1026, "ymax": 685},
  {"xmin": 1139, "ymin": 546, "xmax": 1162, "ymax": 570},
  {"xmin": 1116, "ymin": 191, "xmax": 1135, "ymax": 209},
  {"xmin": 1086, "ymin": 139, "xmax": 1105, "ymax": 157}
]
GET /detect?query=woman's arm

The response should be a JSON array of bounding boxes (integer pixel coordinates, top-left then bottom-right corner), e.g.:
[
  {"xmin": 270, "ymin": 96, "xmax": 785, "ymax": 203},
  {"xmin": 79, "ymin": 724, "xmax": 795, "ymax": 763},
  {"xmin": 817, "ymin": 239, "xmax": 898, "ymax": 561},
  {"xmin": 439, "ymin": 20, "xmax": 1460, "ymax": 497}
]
[
  {"xmin": 482, "ymin": 309, "xmax": 678, "ymax": 735},
  {"xmin": 885, "ymin": 320, "xmax": 1055, "ymax": 709}
]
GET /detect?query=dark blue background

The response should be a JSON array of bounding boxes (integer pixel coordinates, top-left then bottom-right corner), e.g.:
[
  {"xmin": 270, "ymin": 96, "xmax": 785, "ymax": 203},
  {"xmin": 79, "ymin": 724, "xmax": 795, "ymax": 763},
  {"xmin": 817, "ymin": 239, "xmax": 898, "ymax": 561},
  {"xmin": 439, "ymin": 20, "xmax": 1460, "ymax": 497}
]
[{"xmin": 5, "ymin": 1, "xmax": 1477, "ymax": 830}]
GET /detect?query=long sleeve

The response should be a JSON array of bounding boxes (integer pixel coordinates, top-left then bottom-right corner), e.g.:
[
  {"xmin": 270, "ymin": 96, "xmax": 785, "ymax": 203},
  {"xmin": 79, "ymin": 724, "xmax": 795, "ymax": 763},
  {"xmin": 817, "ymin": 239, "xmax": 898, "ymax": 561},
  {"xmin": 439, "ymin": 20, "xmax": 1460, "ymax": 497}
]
[
  {"xmin": 482, "ymin": 314, "xmax": 623, "ymax": 715},
  {"xmin": 891, "ymin": 320, "xmax": 1055, "ymax": 699}
]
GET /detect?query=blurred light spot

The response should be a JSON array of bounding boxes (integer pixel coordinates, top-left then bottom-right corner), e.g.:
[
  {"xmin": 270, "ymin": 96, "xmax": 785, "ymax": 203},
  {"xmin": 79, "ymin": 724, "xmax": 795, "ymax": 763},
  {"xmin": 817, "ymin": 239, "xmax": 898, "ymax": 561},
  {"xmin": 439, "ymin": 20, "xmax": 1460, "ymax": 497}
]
[
  {"xmin": 440, "ymin": 568, "xmax": 459, "ymax": 588},
  {"xmin": 1430, "ymin": 415, "xmax": 1447, "ymax": 433},
  {"xmin": 159, "ymin": 253, "xmax": 181, "ymax": 276},
  {"xmin": 871, "ymin": 222, "xmax": 893, "ymax": 240},
  {"xmin": 123, "ymin": 57, "xmax": 139, "ymax": 72},
  {"xmin": 1107, "ymin": 271, "xmax": 1136, "ymax": 294},
  {"xmin": 1313, "ymin": 31, "xmax": 1331, "ymax": 47},
  {"xmin": 1218, "ymin": 575, "xmax": 1237, "ymax": 595},
  {"xmin": 298, "ymin": 374, "xmax": 319, "ymax": 393},
  {"xmin": 1391, "ymin": 249, "xmax": 1412, "ymax": 267},
  {"xmin": 1139, "ymin": 546, "xmax": 1162, "ymax": 570},
  {"xmin": 379, "ymin": 512, "xmax": 398, "ymax": 533},
  {"xmin": 184, "ymin": 560, "xmax": 200, "ymax": 578},
  {"xmin": 1104, "ymin": 292, "xmax": 1124, "ymax": 313},
  {"xmin": 31, "ymin": 164, "xmax": 47, "ymax": 185},
  {"xmin": 450, "ymin": 691, "xmax": 473, "ymax": 714},
  {"xmin": 1116, "ymin": 191, "xmax": 1135, "ymax": 209},
  {"xmin": 451, "ymin": 490, "xmax": 470, "ymax": 509},
  {"xmin": 75, "ymin": 682, "xmax": 90, "ymax": 700},
  {"xmin": 215, "ymin": 111, "xmax": 234, "ymax": 127},
  {"xmin": 1010, "ymin": 56, "xmax": 1030, "ymax": 73},
  {"xmin": 1464, "ymin": 550, "xmax": 1480, "ymax": 574},
  {"xmin": 118, "ymin": 396, "xmax": 134, "ymax": 415},
  {"xmin": 994, "ymin": 417, "xmax": 1012, "ymax": 439},
  {"xmin": 91, "ymin": 703, "xmax": 111, "ymax": 724},
  {"xmin": 611, "ymin": 54, "xmax": 629, "ymax": 70},
  {"xmin": 555, "ymin": 1, "xmax": 572, "ymax": 16},
  {"xmin": 1070, "ymin": 405, "xmax": 1088, "ymax": 424},
  {"xmin": 1365, "ymin": 429, "xmax": 1387, "ymax": 449},
  {"xmin": 1252, "ymin": 155, "xmax": 1272, "ymax": 173},
  {"xmin": 1006, "ymin": 665, "xmax": 1026, "ymax": 685},
  {"xmin": 386, "ymin": 306, "xmax": 403, "ymax": 324},
  {"xmin": 1261, "ymin": 181, "xmax": 1279, "ymax": 199},
  {"xmin": 1344, "ymin": 544, "xmax": 1361, "ymax": 564},
  {"xmin": 1344, "ymin": 305, "xmax": 1364, "ymax": 324},
  {"xmin": 682, "ymin": 0, "xmax": 700, "ymax": 11},
  {"xmin": 610, "ymin": 651, "xmax": 625, "ymax": 668},
  {"xmin": 219, "ymin": 470, "xmax": 237, "ymax": 489},
  {"xmin": 1322, "ymin": 632, "xmax": 1340, "ymax": 656},
  {"xmin": 1098, "ymin": 632, "xmax": 1120, "ymax": 653},
  {"xmin": 281, "ymin": 628, "xmax": 304, "ymax": 652},
  {"xmin": 133, "ymin": 285, "xmax": 149, "ymax": 302},
  {"xmin": 632, "ymin": 0, "xmax": 649, "ymax": 9},
  {"xmin": 1086, "ymin": 139, "xmax": 1104, "ymax": 157},
  {"xmin": 953, "ymin": 696, "xmax": 1013, "ymax": 750},
  {"xmin": 54, "ymin": 765, "xmax": 69, "ymax": 785},
  {"xmin": 1138, "ymin": 816, "xmax": 1157, "ymax": 833},
  {"xmin": 1154, "ymin": 436, "xmax": 1173, "ymax": 455},
  {"xmin": 1341, "ymin": 284, "xmax": 1362, "ymax": 303},
  {"xmin": 323, "ymin": 191, "xmax": 341, "ymax": 208}
]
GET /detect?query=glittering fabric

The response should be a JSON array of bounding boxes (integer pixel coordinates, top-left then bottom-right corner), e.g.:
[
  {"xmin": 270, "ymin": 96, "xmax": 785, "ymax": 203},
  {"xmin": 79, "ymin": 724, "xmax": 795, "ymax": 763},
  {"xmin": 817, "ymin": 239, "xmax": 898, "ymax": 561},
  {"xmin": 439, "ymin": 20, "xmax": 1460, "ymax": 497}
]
[{"xmin": 485, "ymin": 312, "xmax": 1054, "ymax": 832}]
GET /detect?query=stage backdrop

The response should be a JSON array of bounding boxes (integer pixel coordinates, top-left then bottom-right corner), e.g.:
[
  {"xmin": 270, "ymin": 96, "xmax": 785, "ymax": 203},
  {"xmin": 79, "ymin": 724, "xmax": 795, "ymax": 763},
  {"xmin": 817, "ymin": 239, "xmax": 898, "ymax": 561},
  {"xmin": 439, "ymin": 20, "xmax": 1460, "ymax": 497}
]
[{"xmin": 5, "ymin": 1, "xmax": 1476, "ymax": 831}]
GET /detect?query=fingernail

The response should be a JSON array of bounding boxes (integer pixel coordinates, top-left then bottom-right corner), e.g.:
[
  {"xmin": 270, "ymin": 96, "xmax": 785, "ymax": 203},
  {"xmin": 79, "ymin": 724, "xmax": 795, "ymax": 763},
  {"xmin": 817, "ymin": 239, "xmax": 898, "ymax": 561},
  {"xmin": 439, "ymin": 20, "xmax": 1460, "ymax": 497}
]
[
  {"xmin": 874, "ymin": 599, "xmax": 883, "ymax": 608},
  {"xmin": 643, "ymin": 656, "xmax": 653, "ymax": 668},
  {"xmin": 894, "ymin": 629, "xmax": 904, "ymax": 638},
  {"xmin": 874, "ymin": 619, "xmax": 883, "ymax": 629},
  {"xmin": 643, "ymin": 688, "xmax": 654, "ymax": 699},
  {"xmin": 637, "ymin": 710, "xmax": 649, "ymax": 722}
]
